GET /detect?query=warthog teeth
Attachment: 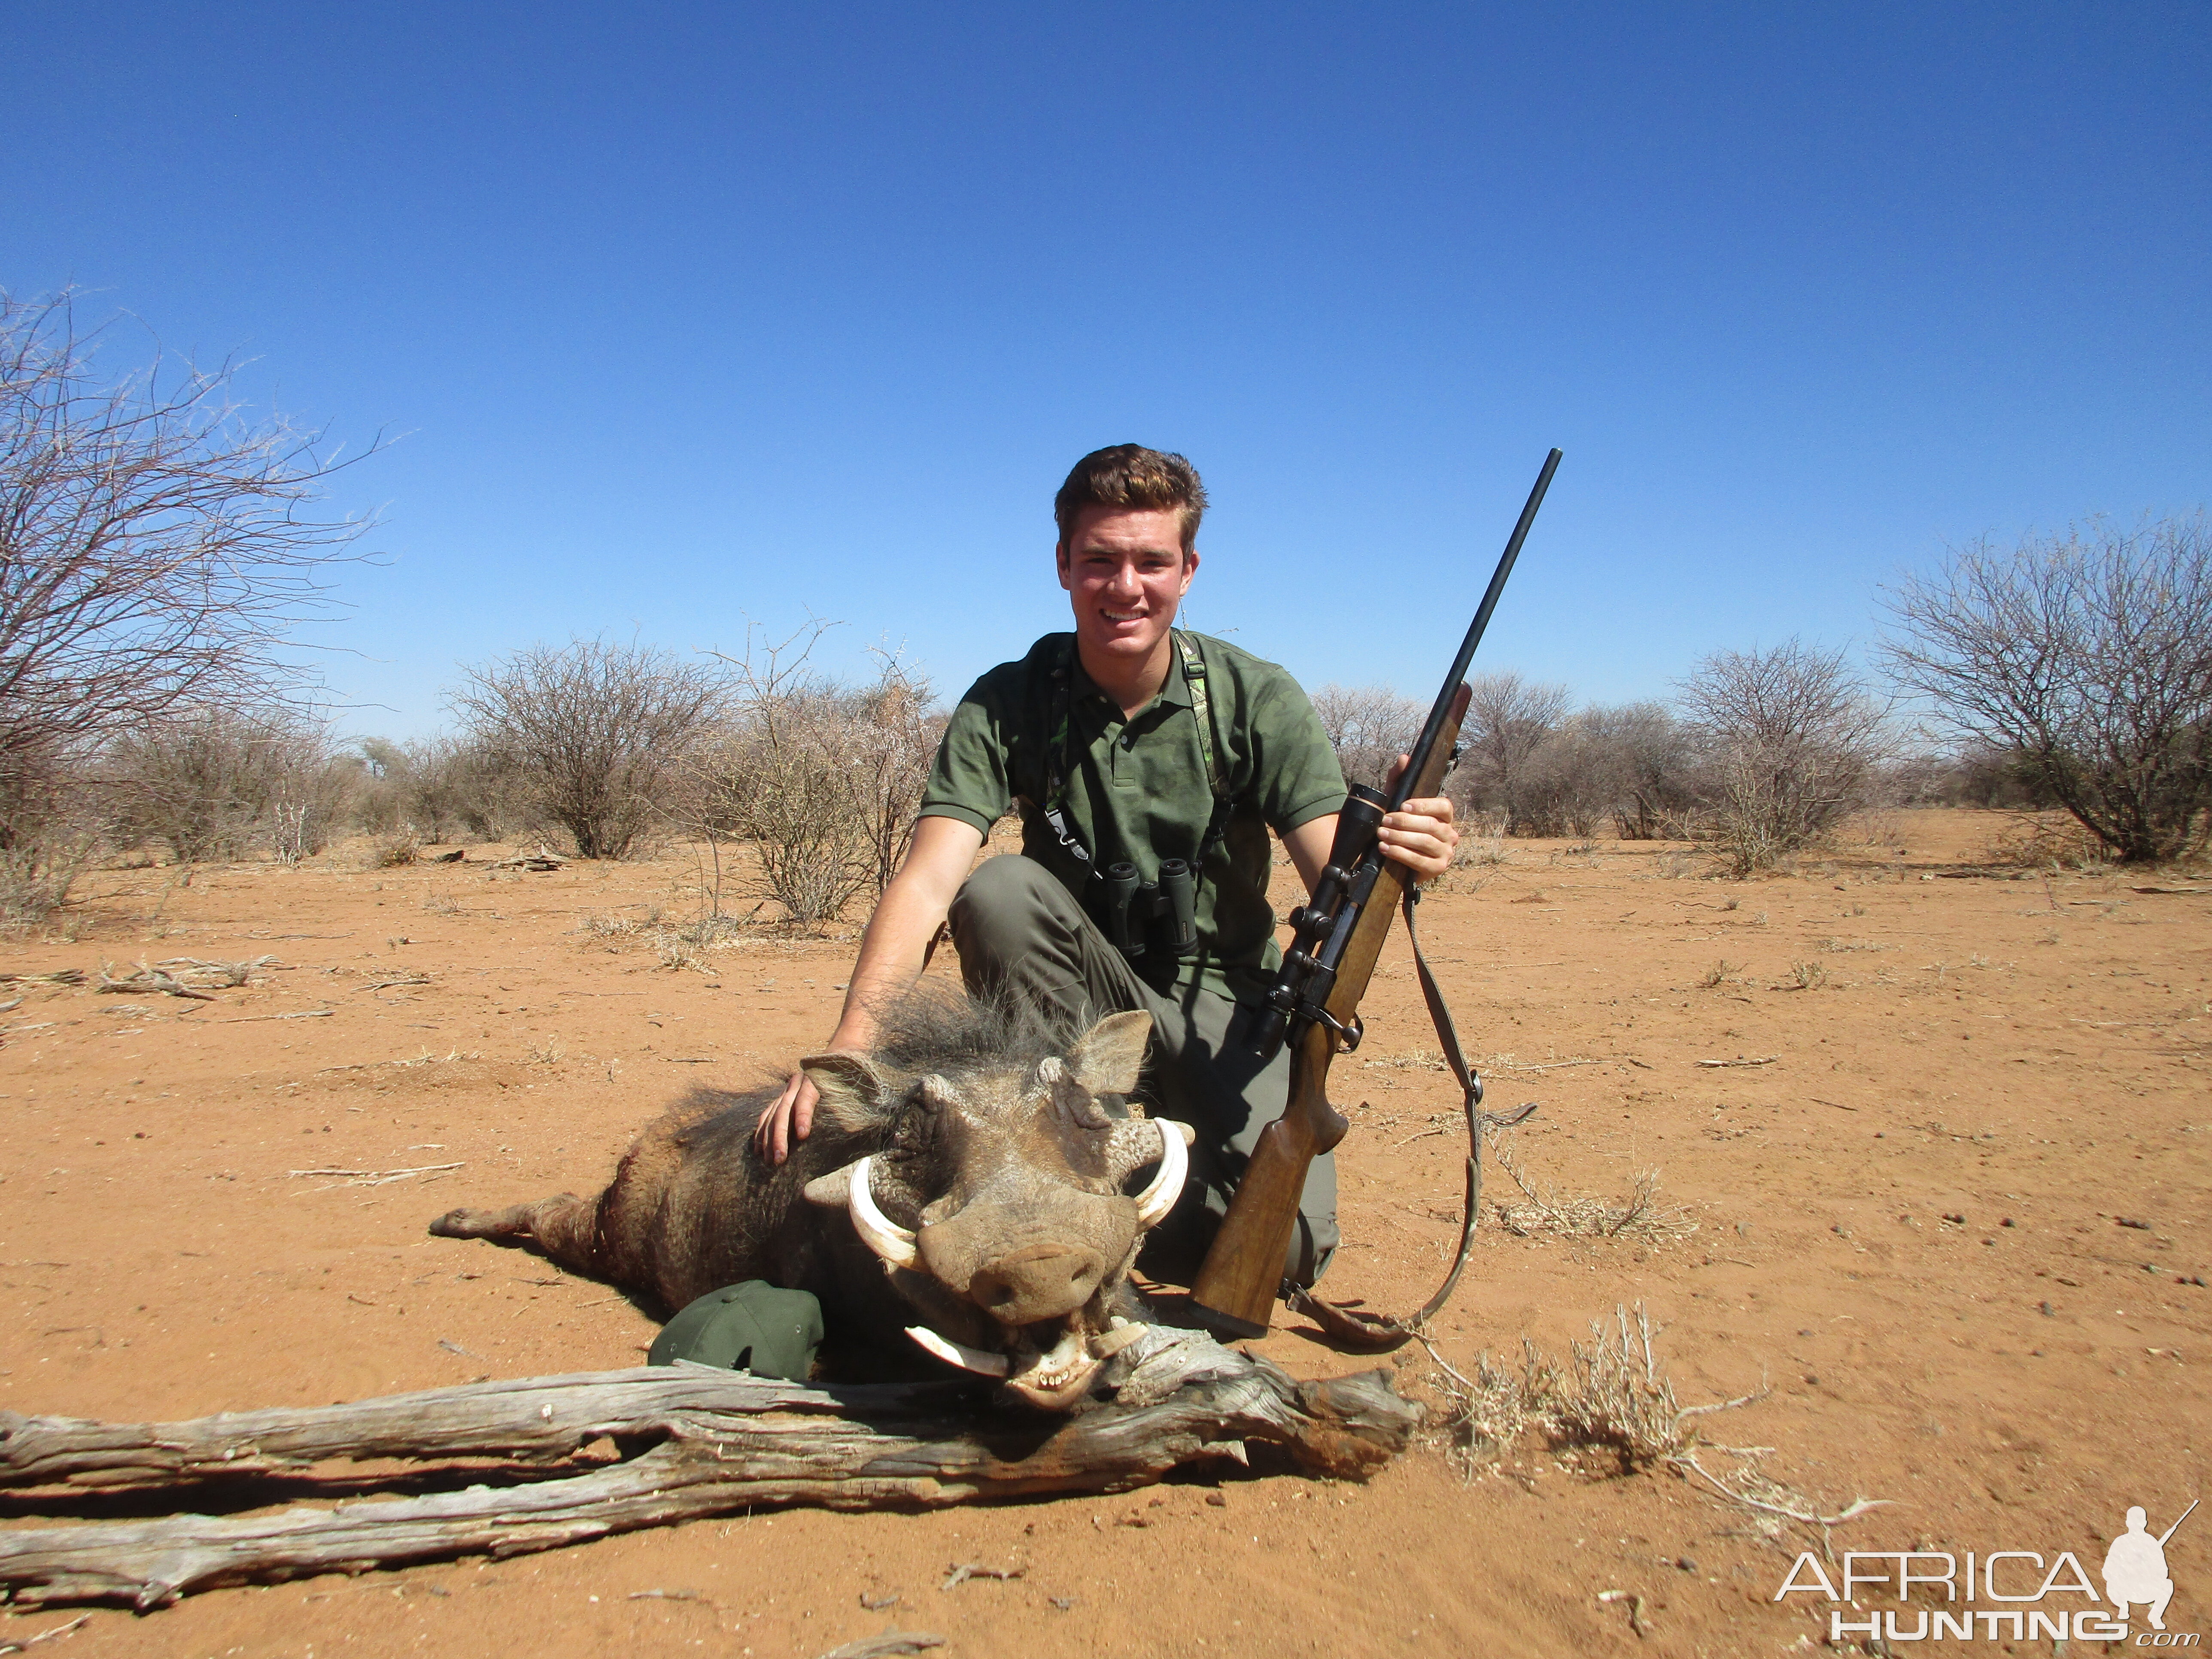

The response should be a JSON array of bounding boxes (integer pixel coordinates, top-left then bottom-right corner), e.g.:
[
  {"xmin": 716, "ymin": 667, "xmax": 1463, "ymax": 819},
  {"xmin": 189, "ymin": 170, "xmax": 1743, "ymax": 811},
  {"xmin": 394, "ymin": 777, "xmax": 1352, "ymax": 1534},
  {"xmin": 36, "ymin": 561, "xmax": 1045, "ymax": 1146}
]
[
  {"xmin": 1011, "ymin": 1324, "xmax": 1099, "ymax": 1393},
  {"xmin": 905, "ymin": 1325, "xmax": 1010, "ymax": 1377},
  {"xmin": 846, "ymin": 1156, "xmax": 918, "ymax": 1268},
  {"xmin": 1132, "ymin": 1118, "xmax": 1190, "ymax": 1227}
]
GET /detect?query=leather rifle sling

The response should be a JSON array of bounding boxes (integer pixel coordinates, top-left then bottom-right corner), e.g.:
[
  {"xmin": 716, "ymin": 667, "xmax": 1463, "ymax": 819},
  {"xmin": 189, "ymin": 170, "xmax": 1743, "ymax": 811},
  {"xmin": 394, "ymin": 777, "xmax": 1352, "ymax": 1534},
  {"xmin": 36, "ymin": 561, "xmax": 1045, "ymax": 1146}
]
[{"xmin": 1282, "ymin": 883, "xmax": 1537, "ymax": 1354}]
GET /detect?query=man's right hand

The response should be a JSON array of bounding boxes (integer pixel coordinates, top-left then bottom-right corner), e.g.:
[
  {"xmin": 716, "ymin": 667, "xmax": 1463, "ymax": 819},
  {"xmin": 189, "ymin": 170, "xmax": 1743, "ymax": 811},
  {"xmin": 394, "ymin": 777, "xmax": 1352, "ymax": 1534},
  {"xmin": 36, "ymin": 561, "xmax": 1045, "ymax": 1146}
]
[{"xmin": 755, "ymin": 1069, "xmax": 819, "ymax": 1164}]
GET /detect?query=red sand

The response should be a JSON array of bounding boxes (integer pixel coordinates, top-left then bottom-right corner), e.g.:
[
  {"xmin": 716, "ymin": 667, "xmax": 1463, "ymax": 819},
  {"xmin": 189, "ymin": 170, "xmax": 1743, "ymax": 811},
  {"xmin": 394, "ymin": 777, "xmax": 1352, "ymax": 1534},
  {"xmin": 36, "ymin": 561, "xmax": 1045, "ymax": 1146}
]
[{"xmin": 0, "ymin": 808, "xmax": 2204, "ymax": 1656}]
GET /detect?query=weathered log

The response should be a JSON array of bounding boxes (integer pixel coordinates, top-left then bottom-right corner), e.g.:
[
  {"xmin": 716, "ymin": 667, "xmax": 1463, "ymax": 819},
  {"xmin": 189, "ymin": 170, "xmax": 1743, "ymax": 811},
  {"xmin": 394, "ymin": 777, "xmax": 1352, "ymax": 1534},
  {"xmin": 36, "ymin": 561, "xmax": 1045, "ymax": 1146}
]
[
  {"xmin": 0, "ymin": 1366, "xmax": 899, "ymax": 1490},
  {"xmin": 0, "ymin": 1328, "xmax": 1419, "ymax": 1610}
]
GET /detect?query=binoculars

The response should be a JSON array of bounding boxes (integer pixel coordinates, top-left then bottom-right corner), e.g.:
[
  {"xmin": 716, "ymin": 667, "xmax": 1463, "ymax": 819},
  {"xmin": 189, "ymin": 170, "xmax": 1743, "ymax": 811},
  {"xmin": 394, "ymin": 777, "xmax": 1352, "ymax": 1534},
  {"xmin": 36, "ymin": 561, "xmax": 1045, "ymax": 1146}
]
[{"xmin": 1102, "ymin": 859, "xmax": 1199, "ymax": 962}]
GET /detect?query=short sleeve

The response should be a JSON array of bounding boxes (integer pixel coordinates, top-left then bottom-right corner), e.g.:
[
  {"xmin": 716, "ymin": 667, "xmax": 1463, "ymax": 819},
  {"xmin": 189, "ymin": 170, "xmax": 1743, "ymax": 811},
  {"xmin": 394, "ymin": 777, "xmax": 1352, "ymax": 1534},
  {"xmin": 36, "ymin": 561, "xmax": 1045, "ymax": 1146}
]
[
  {"xmin": 918, "ymin": 671, "xmax": 1017, "ymax": 836},
  {"xmin": 1247, "ymin": 667, "xmax": 1346, "ymax": 834}
]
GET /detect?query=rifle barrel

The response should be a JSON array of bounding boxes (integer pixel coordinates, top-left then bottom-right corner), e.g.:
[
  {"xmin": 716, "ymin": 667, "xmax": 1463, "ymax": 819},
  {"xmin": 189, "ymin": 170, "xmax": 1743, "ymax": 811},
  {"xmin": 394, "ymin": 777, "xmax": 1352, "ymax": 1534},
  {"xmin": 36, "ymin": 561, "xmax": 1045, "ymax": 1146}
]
[
  {"xmin": 1386, "ymin": 447, "xmax": 1563, "ymax": 812},
  {"xmin": 2158, "ymin": 1498, "xmax": 2199, "ymax": 1547}
]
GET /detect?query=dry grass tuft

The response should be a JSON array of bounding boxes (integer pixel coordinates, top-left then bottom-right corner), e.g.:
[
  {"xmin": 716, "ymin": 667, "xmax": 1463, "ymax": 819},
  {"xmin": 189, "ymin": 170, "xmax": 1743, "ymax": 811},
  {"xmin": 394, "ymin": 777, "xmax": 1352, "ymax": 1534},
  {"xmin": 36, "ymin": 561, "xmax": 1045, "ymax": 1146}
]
[
  {"xmin": 1454, "ymin": 836, "xmax": 1510, "ymax": 869},
  {"xmin": 1698, "ymin": 957, "xmax": 1740, "ymax": 988},
  {"xmin": 1984, "ymin": 814, "xmax": 2106, "ymax": 871},
  {"xmin": 1486, "ymin": 1131, "xmax": 1696, "ymax": 1241},
  {"xmin": 1360, "ymin": 1049, "xmax": 1449, "ymax": 1073},
  {"xmin": 1425, "ymin": 1304, "xmax": 1887, "ymax": 1546},
  {"xmin": 1431, "ymin": 1305, "xmax": 1706, "ymax": 1477},
  {"xmin": 370, "ymin": 830, "xmax": 421, "ymax": 869}
]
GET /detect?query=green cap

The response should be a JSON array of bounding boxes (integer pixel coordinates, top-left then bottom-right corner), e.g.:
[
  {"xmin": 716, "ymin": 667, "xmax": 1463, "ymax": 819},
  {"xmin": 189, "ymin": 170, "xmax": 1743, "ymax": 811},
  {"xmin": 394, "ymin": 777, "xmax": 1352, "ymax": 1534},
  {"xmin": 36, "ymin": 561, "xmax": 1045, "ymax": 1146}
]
[{"xmin": 646, "ymin": 1281, "xmax": 824, "ymax": 1379}]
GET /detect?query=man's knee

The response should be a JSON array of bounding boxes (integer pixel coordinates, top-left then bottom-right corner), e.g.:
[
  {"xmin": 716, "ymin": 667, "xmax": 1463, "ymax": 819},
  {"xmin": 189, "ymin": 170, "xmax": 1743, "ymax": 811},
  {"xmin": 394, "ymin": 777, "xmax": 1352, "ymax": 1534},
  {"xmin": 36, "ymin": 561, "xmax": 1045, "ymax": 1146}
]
[{"xmin": 949, "ymin": 855, "xmax": 1069, "ymax": 966}]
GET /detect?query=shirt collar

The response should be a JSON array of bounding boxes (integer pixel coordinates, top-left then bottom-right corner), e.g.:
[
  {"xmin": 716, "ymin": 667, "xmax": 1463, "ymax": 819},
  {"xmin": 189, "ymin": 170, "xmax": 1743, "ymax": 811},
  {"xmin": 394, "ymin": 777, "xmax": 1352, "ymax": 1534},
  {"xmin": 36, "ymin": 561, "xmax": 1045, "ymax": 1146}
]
[{"xmin": 1069, "ymin": 638, "xmax": 1194, "ymax": 717}]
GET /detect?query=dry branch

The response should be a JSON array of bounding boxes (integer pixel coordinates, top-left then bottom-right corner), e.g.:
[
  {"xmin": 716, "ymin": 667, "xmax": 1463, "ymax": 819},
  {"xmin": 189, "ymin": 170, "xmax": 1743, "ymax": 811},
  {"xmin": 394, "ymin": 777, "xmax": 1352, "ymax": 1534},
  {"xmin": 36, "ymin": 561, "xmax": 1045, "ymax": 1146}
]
[
  {"xmin": 95, "ymin": 962, "xmax": 213, "ymax": 1000},
  {"xmin": 818, "ymin": 1635, "xmax": 944, "ymax": 1659},
  {"xmin": 0, "ymin": 1327, "xmax": 1418, "ymax": 1609},
  {"xmin": 286, "ymin": 1163, "xmax": 462, "ymax": 1191}
]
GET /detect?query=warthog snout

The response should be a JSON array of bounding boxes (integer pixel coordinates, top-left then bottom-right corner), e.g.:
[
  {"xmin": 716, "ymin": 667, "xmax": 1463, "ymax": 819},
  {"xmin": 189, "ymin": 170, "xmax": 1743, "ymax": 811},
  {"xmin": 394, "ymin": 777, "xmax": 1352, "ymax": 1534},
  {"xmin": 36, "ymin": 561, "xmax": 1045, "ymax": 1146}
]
[{"xmin": 964, "ymin": 1242, "xmax": 1108, "ymax": 1325}]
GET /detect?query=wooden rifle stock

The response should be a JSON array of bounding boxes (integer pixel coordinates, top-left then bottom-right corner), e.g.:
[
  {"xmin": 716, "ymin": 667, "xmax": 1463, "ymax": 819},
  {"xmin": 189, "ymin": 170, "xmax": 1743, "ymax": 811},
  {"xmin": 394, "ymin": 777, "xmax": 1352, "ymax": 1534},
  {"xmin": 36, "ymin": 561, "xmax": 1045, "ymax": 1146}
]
[{"xmin": 1190, "ymin": 685, "xmax": 1472, "ymax": 1337}]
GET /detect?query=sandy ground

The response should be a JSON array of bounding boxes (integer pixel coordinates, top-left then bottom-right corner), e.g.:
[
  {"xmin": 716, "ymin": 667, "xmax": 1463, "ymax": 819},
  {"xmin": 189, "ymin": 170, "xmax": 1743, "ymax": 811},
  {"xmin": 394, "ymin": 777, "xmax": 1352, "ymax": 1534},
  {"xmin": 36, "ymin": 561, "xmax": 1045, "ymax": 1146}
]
[{"xmin": 0, "ymin": 808, "xmax": 2204, "ymax": 1658}]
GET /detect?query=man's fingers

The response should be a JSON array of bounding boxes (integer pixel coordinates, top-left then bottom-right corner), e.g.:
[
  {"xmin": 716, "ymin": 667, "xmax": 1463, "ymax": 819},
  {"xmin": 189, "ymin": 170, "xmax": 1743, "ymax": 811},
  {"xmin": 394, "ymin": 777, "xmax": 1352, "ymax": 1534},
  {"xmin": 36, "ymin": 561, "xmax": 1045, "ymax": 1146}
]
[
  {"xmin": 757, "ymin": 1073, "xmax": 803, "ymax": 1163},
  {"xmin": 1377, "ymin": 809, "xmax": 1460, "ymax": 882}
]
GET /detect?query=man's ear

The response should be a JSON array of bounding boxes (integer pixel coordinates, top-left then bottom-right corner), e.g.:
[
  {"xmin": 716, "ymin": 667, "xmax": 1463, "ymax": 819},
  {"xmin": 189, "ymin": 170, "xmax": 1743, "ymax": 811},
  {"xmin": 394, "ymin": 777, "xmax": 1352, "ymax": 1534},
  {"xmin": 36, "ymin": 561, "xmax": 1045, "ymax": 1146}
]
[
  {"xmin": 1179, "ymin": 546, "xmax": 1200, "ymax": 593},
  {"xmin": 1067, "ymin": 1010, "xmax": 1152, "ymax": 1098},
  {"xmin": 1054, "ymin": 540, "xmax": 1073, "ymax": 591},
  {"xmin": 799, "ymin": 1052, "xmax": 890, "ymax": 1131}
]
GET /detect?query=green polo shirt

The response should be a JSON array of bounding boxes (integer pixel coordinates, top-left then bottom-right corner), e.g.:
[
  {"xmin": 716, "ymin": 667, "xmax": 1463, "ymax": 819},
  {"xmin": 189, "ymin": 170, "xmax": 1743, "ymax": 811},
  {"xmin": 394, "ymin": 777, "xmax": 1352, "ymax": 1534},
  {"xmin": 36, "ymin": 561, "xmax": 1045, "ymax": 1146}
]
[{"xmin": 919, "ymin": 631, "xmax": 1346, "ymax": 1003}]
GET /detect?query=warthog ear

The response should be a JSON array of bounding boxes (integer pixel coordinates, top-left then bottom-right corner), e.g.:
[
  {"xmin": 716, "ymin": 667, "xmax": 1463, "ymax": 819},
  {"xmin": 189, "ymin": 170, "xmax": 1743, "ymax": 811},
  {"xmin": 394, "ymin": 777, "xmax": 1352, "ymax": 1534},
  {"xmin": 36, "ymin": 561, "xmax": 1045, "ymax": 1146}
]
[
  {"xmin": 1068, "ymin": 1009, "xmax": 1153, "ymax": 1098},
  {"xmin": 802, "ymin": 1163, "xmax": 857, "ymax": 1208},
  {"xmin": 801, "ymin": 1052, "xmax": 891, "ymax": 1131}
]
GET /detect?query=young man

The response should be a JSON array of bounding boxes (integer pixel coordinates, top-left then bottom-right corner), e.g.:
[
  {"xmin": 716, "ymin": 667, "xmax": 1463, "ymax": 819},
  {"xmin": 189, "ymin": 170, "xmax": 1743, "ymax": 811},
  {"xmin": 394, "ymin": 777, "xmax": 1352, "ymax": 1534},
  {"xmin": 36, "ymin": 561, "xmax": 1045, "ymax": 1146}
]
[{"xmin": 754, "ymin": 444, "xmax": 1459, "ymax": 1287}]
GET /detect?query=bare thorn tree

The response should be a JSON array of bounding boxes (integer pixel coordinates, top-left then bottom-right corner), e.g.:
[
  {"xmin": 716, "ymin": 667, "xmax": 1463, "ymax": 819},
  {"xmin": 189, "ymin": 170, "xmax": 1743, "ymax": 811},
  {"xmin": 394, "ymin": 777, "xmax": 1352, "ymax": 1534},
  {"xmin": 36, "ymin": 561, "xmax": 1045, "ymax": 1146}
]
[
  {"xmin": 1458, "ymin": 672, "xmax": 1571, "ymax": 833},
  {"xmin": 1309, "ymin": 682, "xmax": 1426, "ymax": 791},
  {"xmin": 104, "ymin": 706, "xmax": 349, "ymax": 865},
  {"xmin": 687, "ymin": 623, "xmax": 941, "ymax": 927},
  {"xmin": 844, "ymin": 648, "xmax": 945, "ymax": 900},
  {"xmin": 449, "ymin": 638, "xmax": 727, "ymax": 860},
  {"xmin": 1677, "ymin": 639, "xmax": 1888, "ymax": 875},
  {"xmin": 1880, "ymin": 515, "xmax": 2212, "ymax": 863},
  {"xmin": 0, "ymin": 290, "xmax": 377, "ymax": 780}
]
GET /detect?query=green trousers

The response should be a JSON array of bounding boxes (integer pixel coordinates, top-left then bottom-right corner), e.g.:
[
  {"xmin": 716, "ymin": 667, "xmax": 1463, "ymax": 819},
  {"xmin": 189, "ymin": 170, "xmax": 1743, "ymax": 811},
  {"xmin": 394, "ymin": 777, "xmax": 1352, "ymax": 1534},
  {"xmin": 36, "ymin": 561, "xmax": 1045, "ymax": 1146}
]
[{"xmin": 947, "ymin": 854, "xmax": 1337, "ymax": 1288}]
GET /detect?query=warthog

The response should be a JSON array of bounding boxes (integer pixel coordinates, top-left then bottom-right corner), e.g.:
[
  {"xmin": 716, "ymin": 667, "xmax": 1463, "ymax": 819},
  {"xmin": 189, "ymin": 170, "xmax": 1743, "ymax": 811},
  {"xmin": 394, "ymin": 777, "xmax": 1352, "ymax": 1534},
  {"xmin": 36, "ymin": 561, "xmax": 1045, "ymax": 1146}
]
[{"xmin": 428, "ymin": 994, "xmax": 1191, "ymax": 1410}]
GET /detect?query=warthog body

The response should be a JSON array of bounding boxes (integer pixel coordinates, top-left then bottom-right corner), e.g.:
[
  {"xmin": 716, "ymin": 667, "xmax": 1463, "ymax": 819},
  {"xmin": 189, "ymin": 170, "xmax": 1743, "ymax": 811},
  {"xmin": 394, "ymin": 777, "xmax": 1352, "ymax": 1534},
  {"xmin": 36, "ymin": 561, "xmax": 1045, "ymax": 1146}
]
[{"xmin": 428, "ymin": 995, "xmax": 1190, "ymax": 1408}]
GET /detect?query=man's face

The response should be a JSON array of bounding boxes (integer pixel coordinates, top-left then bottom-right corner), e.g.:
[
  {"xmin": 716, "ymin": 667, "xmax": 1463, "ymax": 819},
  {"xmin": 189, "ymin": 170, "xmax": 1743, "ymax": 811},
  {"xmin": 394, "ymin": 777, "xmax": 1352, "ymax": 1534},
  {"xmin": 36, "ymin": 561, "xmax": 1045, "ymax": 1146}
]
[{"xmin": 1055, "ymin": 504, "xmax": 1198, "ymax": 672}]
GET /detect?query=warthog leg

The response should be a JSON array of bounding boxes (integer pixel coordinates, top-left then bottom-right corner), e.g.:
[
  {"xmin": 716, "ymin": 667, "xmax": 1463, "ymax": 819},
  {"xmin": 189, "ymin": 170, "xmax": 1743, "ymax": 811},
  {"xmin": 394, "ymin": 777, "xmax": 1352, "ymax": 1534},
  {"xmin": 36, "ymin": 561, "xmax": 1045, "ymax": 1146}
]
[{"xmin": 428, "ymin": 1194, "xmax": 600, "ymax": 1276}]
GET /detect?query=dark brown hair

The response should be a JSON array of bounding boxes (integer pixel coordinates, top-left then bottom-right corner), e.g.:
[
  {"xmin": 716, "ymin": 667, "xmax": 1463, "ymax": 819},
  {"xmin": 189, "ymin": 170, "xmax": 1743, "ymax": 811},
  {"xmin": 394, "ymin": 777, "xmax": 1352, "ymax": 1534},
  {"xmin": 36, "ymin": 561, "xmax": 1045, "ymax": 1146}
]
[{"xmin": 1052, "ymin": 444, "xmax": 1207, "ymax": 554}]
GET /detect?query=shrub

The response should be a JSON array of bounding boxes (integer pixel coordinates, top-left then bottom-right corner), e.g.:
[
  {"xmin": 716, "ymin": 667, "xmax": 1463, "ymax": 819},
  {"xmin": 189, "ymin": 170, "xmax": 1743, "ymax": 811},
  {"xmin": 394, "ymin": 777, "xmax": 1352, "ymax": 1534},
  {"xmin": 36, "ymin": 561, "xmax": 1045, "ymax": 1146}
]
[
  {"xmin": 685, "ymin": 634, "xmax": 941, "ymax": 927},
  {"xmin": 1455, "ymin": 672, "xmax": 1570, "ymax": 833},
  {"xmin": 0, "ymin": 746, "xmax": 94, "ymax": 930},
  {"xmin": 1677, "ymin": 640, "xmax": 1890, "ymax": 875},
  {"xmin": 1310, "ymin": 682, "xmax": 1427, "ymax": 792},
  {"xmin": 449, "ymin": 637, "xmax": 727, "ymax": 860},
  {"xmin": 103, "ymin": 706, "xmax": 347, "ymax": 864},
  {"xmin": 1881, "ymin": 515, "xmax": 2212, "ymax": 863}
]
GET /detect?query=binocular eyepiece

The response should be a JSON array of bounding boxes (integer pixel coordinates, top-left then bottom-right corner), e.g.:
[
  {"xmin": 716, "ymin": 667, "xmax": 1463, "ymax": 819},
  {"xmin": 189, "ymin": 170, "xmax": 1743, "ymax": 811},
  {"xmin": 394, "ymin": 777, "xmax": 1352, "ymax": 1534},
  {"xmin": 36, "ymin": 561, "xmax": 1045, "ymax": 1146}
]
[{"xmin": 1103, "ymin": 858, "xmax": 1199, "ymax": 961}]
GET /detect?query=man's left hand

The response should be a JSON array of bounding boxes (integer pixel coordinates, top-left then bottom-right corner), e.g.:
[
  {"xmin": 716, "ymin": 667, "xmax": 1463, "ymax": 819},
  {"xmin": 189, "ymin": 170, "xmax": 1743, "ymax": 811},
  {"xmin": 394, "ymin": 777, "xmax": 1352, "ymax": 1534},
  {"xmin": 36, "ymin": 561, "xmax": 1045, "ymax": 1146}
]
[{"xmin": 1377, "ymin": 758, "xmax": 1460, "ymax": 882}]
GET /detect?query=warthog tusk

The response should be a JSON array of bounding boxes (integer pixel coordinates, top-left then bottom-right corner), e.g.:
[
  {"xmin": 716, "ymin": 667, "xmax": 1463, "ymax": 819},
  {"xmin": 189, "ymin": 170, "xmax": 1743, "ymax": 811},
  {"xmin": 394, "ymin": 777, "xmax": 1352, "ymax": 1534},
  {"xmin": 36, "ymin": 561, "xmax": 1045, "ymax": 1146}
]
[
  {"xmin": 905, "ymin": 1324, "xmax": 1010, "ymax": 1377},
  {"xmin": 1090, "ymin": 1320, "xmax": 1150, "ymax": 1358},
  {"xmin": 847, "ymin": 1156, "xmax": 918, "ymax": 1267},
  {"xmin": 1132, "ymin": 1118, "xmax": 1189, "ymax": 1227}
]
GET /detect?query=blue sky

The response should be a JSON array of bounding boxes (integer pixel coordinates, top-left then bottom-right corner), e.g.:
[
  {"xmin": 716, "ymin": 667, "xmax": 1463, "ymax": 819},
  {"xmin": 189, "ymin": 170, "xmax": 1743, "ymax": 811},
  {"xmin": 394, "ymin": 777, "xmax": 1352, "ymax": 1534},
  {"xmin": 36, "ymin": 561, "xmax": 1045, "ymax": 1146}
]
[{"xmin": 5, "ymin": 3, "xmax": 2206, "ymax": 739}]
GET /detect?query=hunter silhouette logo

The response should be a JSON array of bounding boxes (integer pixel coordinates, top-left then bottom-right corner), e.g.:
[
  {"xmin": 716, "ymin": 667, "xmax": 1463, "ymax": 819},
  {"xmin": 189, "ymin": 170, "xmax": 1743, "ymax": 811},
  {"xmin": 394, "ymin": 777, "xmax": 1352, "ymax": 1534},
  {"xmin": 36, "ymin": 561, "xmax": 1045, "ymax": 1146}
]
[{"xmin": 2106, "ymin": 1500, "xmax": 2195, "ymax": 1632}]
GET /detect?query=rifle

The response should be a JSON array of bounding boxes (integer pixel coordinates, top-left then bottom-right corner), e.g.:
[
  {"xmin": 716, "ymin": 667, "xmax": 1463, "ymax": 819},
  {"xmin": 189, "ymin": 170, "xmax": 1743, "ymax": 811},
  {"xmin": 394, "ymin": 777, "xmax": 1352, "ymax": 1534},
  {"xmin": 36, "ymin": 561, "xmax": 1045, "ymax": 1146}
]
[{"xmin": 1189, "ymin": 448, "xmax": 1563, "ymax": 1341}]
